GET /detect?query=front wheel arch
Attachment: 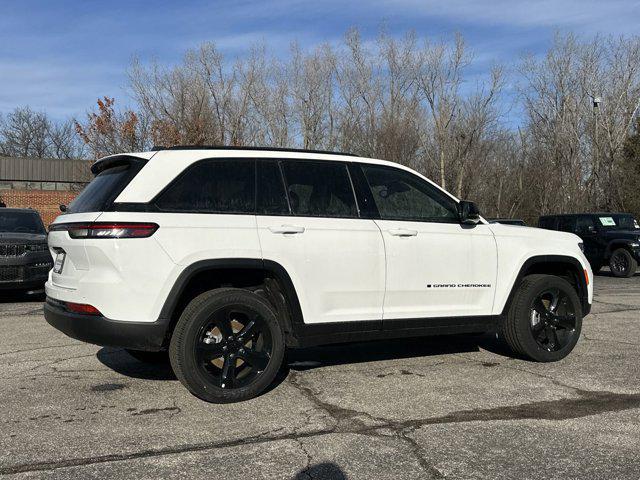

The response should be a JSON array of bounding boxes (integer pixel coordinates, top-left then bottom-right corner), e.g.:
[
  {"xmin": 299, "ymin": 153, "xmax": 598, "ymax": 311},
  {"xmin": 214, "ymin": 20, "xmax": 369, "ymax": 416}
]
[{"xmin": 500, "ymin": 256, "xmax": 589, "ymax": 317}]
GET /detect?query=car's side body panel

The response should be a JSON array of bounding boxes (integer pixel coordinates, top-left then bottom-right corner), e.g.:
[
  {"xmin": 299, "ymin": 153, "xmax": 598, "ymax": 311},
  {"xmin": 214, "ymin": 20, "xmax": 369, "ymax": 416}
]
[
  {"xmin": 257, "ymin": 215, "xmax": 385, "ymax": 324},
  {"xmin": 375, "ymin": 220, "xmax": 498, "ymax": 319}
]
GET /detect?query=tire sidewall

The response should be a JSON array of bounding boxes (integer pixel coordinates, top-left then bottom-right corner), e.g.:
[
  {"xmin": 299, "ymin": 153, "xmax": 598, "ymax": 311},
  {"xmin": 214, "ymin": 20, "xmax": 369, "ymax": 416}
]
[
  {"xmin": 609, "ymin": 249, "xmax": 636, "ymax": 278},
  {"xmin": 170, "ymin": 289, "xmax": 285, "ymax": 403},
  {"xmin": 513, "ymin": 276, "xmax": 583, "ymax": 362}
]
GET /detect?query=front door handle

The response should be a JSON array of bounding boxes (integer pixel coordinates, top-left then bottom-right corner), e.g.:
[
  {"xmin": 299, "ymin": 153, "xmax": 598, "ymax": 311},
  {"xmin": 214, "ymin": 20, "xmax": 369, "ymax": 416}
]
[
  {"xmin": 269, "ymin": 225, "xmax": 305, "ymax": 234},
  {"xmin": 388, "ymin": 228, "xmax": 418, "ymax": 237}
]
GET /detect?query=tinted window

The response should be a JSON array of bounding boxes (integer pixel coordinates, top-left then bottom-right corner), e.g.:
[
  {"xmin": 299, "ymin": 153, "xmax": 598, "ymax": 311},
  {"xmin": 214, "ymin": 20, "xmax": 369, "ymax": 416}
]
[
  {"xmin": 281, "ymin": 161, "xmax": 357, "ymax": 218},
  {"xmin": 257, "ymin": 161, "xmax": 289, "ymax": 215},
  {"xmin": 597, "ymin": 214, "xmax": 640, "ymax": 230},
  {"xmin": 557, "ymin": 216, "xmax": 576, "ymax": 233},
  {"xmin": 68, "ymin": 163, "xmax": 139, "ymax": 213},
  {"xmin": 156, "ymin": 160, "xmax": 255, "ymax": 213},
  {"xmin": 575, "ymin": 216, "xmax": 596, "ymax": 234},
  {"xmin": 361, "ymin": 164, "xmax": 458, "ymax": 223},
  {"xmin": 538, "ymin": 217, "xmax": 557, "ymax": 229},
  {"xmin": 0, "ymin": 211, "xmax": 45, "ymax": 234}
]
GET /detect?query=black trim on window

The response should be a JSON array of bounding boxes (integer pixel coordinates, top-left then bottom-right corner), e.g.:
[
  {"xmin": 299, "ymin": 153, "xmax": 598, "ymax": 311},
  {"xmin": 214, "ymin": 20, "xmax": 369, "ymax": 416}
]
[{"xmin": 348, "ymin": 163, "xmax": 381, "ymax": 219}]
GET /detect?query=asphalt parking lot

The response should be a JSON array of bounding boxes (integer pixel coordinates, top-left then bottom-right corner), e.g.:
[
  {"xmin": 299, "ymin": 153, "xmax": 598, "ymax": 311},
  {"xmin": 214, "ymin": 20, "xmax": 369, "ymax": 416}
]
[{"xmin": 1, "ymin": 272, "xmax": 640, "ymax": 479}]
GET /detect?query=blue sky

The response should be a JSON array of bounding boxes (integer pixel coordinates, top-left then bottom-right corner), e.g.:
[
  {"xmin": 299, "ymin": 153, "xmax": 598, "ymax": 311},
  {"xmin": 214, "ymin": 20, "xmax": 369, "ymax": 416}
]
[{"xmin": 1, "ymin": 0, "xmax": 639, "ymax": 125}]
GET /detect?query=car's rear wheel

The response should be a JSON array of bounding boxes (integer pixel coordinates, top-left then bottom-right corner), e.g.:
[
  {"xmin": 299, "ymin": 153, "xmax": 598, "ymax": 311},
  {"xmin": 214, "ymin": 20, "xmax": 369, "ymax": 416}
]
[
  {"xmin": 169, "ymin": 288, "xmax": 284, "ymax": 403},
  {"xmin": 502, "ymin": 274, "xmax": 582, "ymax": 362},
  {"xmin": 609, "ymin": 248, "xmax": 637, "ymax": 278}
]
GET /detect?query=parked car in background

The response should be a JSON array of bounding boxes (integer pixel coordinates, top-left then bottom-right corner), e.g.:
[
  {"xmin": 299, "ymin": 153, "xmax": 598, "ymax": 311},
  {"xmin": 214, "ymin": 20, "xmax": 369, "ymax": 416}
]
[
  {"xmin": 0, "ymin": 208, "xmax": 52, "ymax": 293},
  {"xmin": 539, "ymin": 213, "xmax": 640, "ymax": 277},
  {"xmin": 489, "ymin": 218, "xmax": 526, "ymax": 226}
]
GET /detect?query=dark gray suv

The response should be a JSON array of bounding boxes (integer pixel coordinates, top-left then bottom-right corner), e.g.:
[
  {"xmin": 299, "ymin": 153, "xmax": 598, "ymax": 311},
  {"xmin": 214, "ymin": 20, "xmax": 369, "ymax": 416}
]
[{"xmin": 0, "ymin": 208, "xmax": 52, "ymax": 292}]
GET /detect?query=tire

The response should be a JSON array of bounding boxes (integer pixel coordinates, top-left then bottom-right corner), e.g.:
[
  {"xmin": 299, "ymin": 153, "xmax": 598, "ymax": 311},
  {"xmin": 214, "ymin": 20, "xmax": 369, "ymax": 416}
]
[
  {"xmin": 609, "ymin": 248, "xmax": 637, "ymax": 278},
  {"xmin": 125, "ymin": 349, "xmax": 169, "ymax": 363},
  {"xmin": 502, "ymin": 274, "xmax": 582, "ymax": 362},
  {"xmin": 169, "ymin": 288, "xmax": 284, "ymax": 403}
]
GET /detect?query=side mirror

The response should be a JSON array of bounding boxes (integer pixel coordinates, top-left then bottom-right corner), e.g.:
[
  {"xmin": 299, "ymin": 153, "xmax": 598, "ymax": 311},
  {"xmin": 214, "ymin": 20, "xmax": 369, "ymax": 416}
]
[{"xmin": 458, "ymin": 200, "xmax": 481, "ymax": 225}]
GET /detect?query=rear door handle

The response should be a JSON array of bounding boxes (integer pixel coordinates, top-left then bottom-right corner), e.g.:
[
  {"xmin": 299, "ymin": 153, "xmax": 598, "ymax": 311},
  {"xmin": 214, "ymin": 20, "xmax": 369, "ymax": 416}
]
[
  {"xmin": 269, "ymin": 225, "xmax": 305, "ymax": 234},
  {"xmin": 388, "ymin": 228, "xmax": 418, "ymax": 237}
]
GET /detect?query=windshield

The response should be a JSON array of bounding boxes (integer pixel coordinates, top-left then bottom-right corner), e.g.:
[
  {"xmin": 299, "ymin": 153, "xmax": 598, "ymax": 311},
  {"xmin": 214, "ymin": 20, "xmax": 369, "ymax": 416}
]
[
  {"xmin": 597, "ymin": 214, "xmax": 640, "ymax": 230},
  {"xmin": 67, "ymin": 161, "xmax": 141, "ymax": 213},
  {"xmin": 0, "ymin": 211, "xmax": 46, "ymax": 234}
]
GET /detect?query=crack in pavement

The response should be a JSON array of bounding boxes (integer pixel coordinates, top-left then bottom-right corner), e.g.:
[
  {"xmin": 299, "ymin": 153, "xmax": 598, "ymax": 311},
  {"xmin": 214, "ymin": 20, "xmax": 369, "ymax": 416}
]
[{"xmin": 2, "ymin": 369, "xmax": 640, "ymax": 476}]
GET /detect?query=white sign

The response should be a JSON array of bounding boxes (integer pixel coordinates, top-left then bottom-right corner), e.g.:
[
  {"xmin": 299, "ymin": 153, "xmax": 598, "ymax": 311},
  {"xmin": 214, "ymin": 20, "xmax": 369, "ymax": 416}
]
[{"xmin": 598, "ymin": 217, "xmax": 616, "ymax": 226}]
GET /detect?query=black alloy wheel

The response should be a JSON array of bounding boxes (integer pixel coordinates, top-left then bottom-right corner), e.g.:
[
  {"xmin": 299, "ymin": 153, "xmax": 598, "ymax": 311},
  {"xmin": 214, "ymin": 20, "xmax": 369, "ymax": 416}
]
[
  {"xmin": 195, "ymin": 305, "xmax": 272, "ymax": 390},
  {"xmin": 170, "ymin": 288, "xmax": 284, "ymax": 403},
  {"xmin": 501, "ymin": 274, "xmax": 583, "ymax": 362},
  {"xmin": 529, "ymin": 287, "xmax": 578, "ymax": 352},
  {"xmin": 609, "ymin": 248, "xmax": 637, "ymax": 278}
]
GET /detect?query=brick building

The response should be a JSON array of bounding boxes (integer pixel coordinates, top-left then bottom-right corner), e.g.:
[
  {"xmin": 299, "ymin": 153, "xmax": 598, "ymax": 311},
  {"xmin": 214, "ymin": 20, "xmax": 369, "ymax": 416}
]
[{"xmin": 0, "ymin": 156, "xmax": 92, "ymax": 225}]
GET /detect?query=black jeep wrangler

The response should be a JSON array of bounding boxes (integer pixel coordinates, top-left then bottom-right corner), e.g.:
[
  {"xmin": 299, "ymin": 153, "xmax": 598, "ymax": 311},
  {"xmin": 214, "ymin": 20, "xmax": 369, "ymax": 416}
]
[{"xmin": 539, "ymin": 213, "xmax": 640, "ymax": 277}]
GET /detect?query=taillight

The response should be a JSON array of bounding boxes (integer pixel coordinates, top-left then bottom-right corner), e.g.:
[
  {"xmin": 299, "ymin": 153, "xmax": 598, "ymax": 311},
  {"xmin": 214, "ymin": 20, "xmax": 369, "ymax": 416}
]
[
  {"xmin": 66, "ymin": 302, "xmax": 102, "ymax": 315},
  {"xmin": 50, "ymin": 222, "xmax": 158, "ymax": 239}
]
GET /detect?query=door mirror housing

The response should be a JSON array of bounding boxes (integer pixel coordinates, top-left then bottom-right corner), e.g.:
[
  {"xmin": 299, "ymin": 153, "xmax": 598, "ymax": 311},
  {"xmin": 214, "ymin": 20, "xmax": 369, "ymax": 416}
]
[{"xmin": 458, "ymin": 201, "xmax": 481, "ymax": 225}]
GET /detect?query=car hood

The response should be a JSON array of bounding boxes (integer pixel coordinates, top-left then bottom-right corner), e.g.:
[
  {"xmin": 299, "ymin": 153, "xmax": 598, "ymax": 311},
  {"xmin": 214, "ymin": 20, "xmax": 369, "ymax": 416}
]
[
  {"xmin": 487, "ymin": 223, "xmax": 580, "ymax": 243},
  {"xmin": 0, "ymin": 232, "xmax": 47, "ymax": 244}
]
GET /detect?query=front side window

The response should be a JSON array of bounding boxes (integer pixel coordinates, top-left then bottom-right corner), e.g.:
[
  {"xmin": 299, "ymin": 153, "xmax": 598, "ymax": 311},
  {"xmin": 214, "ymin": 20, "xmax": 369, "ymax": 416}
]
[
  {"xmin": 361, "ymin": 164, "xmax": 458, "ymax": 223},
  {"xmin": 155, "ymin": 159, "xmax": 255, "ymax": 213},
  {"xmin": 281, "ymin": 161, "xmax": 358, "ymax": 218}
]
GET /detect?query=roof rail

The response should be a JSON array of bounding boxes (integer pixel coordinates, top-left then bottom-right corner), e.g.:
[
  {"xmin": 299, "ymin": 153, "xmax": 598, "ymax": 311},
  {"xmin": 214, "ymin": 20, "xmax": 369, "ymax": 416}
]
[{"xmin": 150, "ymin": 145, "xmax": 358, "ymax": 157}]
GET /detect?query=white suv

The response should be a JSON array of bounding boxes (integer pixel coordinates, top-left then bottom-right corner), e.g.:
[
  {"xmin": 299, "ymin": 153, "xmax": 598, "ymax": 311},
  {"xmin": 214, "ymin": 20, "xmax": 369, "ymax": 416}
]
[{"xmin": 45, "ymin": 147, "xmax": 592, "ymax": 403}]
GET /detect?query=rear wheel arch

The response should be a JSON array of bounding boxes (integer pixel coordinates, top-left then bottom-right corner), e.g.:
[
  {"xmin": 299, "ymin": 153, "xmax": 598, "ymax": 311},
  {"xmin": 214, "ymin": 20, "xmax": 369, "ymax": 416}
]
[
  {"xmin": 158, "ymin": 258, "xmax": 304, "ymax": 348},
  {"xmin": 501, "ymin": 255, "xmax": 588, "ymax": 317}
]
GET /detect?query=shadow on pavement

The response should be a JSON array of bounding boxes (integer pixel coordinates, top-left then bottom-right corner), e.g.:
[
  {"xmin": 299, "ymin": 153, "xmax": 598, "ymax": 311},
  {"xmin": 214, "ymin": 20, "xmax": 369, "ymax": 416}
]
[
  {"xmin": 96, "ymin": 347, "xmax": 176, "ymax": 381},
  {"xmin": 293, "ymin": 463, "xmax": 347, "ymax": 479},
  {"xmin": 285, "ymin": 333, "xmax": 484, "ymax": 371},
  {"xmin": 96, "ymin": 333, "xmax": 507, "ymax": 393},
  {"xmin": 0, "ymin": 289, "xmax": 45, "ymax": 303}
]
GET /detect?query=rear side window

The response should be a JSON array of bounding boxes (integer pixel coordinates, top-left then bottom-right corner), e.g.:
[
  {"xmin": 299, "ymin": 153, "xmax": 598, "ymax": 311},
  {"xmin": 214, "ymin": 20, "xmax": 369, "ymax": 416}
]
[
  {"xmin": 155, "ymin": 159, "xmax": 255, "ymax": 213},
  {"xmin": 281, "ymin": 161, "xmax": 358, "ymax": 218},
  {"xmin": 557, "ymin": 216, "xmax": 576, "ymax": 233},
  {"xmin": 575, "ymin": 216, "xmax": 596, "ymax": 234},
  {"xmin": 538, "ymin": 217, "xmax": 557, "ymax": 229},
  {"xmin": 68, "ymin": 161, "xmax": 142, "ymax": 213}
]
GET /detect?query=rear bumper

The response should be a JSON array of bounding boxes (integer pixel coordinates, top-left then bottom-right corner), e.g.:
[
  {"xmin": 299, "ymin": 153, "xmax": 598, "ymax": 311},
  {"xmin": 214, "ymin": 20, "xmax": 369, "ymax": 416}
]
[{"xmin": 44, "ymin": 299, "xmax": 168, "ymax": 351}]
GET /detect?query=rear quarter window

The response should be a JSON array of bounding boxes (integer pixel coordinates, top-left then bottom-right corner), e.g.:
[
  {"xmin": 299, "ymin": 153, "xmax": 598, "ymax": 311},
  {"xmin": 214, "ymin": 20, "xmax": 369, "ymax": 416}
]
[{"xmin": 67, "ymin": 159, "xmax": 145, "ymax": 214}]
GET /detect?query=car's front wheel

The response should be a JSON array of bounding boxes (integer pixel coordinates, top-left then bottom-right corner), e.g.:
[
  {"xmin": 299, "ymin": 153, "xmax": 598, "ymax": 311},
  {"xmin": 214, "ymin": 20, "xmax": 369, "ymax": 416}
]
[
  {"xmin": 502, "ymin": 274, "xmax": 582, "ymax": 362},
  {"xmin": 609, "ymin": 248, "xmax": 637, "ymax": 278},
  {"xmin": 169, "ymin": 288, "xmax": 284, "ymax": 403}
]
